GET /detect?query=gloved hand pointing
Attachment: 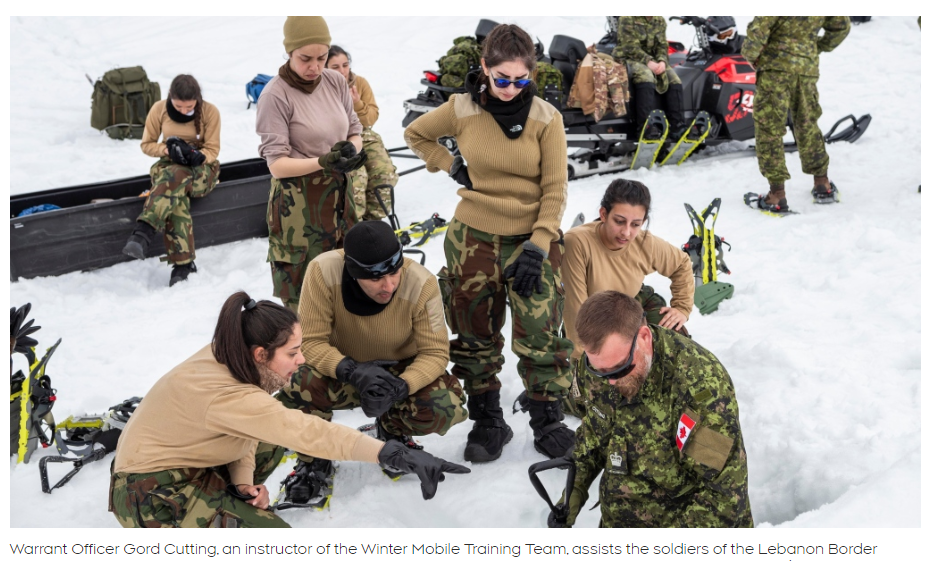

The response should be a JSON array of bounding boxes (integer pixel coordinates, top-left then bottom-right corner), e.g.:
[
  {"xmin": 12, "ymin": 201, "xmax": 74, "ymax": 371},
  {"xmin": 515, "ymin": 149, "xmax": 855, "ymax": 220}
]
[{"xmin": 377, "ymin": 440, "xmax": 471, "ymax": 500}]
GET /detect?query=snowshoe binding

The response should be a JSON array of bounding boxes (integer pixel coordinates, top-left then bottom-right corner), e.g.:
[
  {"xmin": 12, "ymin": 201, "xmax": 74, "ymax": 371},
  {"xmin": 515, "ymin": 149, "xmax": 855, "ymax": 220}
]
[
  {"xmin": 273, "ymin": 458, "xmax": 335, "ymax": 511},
  {"xmin": 358, "ymin": 421, "xmax": 423, "ymax": 480},
  {"xmin": 631, "ymin": 110, "xmax": 669, "ymax": 170},
  {"xmin": 811, "ymin": 179, "xmax": 840, "ymax": 204},
  {"xmin": 660, "ymin": 111, "xmax": 711, "ymax": 166},
  {"xmin": 743, "ymin": 191, "xmax": 797, "ymax": 217}
]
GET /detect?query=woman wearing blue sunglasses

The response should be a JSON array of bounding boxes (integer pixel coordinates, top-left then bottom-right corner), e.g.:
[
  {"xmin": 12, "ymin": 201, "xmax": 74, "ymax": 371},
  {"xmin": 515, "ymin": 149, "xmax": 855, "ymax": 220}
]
[{"xmin": 405, "ymin": 23, "xmax": 572, "ymax": 464}]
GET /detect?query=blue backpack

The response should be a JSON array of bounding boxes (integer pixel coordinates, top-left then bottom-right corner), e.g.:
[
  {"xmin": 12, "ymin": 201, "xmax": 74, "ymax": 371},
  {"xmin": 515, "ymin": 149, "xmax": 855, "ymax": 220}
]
[{"xmin": 246, "ymin": 74, "xmax": 273, "ymax": 109}]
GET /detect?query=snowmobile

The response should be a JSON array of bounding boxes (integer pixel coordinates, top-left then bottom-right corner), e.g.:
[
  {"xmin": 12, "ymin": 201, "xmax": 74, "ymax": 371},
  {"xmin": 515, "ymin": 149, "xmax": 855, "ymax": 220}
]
[{"xmin": 401, "ymin": 16, "xmax": 871, "ymax": 180}]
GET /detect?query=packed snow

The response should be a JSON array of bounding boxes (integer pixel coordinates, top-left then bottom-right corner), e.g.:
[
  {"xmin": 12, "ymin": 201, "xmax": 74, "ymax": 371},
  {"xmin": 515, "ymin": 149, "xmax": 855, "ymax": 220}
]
[{"xmin": 8, "ymin": 16, "xmax": 922, "ymax": 530}]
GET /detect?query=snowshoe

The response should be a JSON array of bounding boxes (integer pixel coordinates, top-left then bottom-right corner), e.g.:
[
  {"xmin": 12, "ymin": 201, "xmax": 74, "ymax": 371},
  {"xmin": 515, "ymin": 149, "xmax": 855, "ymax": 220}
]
[
  {"xmin": 811, "ymin": 180, "xmax": 840, "ymax": 204},
  {"xmin": 569, "ymin": 212, "xmax": 585, "ymax": 230},
  {"xmin": 660, "ymin": 111, "xmax": 711, "ymax": 166},
  {"xmin": 273, "ymin": 458, "xmax": 335, "ymax": 511},
  {"xmin": 743, "ymin": 192, "xmax": 797, "ymax": 217},
  {"xmin": 631, "ymin": 110, "xmax": 669, "ymax": 170},
  {"xmin": 358, "ymin": 421, "xmax": 423, "ymax": 480},
  {"xmin": 394, "ymin": 213, "xmax": 448, "ymax": 247}
]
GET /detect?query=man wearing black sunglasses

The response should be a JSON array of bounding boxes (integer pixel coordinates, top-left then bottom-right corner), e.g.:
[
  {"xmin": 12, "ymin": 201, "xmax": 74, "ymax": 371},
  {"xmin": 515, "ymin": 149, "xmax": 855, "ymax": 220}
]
[
  {"xmin": 554, "ymin": 290, "xmax": 752, "ymax": 528},
  {"xmin": 273, "ymin": 221, "xmax": 467, "ymax": 509}
]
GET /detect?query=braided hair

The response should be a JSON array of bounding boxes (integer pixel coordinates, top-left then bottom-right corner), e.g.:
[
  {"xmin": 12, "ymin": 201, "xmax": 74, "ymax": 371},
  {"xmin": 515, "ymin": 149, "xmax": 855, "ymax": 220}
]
[{"xmin": 167, "ymin": 74, "xmax": 204, "ymax": 140}]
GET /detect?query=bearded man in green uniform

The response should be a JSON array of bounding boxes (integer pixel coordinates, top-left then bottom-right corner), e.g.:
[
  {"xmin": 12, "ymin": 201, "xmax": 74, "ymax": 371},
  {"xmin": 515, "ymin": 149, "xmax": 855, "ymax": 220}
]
[
  {"xmin": 742, "ymin": 16, "xmax": 851, "ymax": 212},
  {"xmin": 555, "ymin": 291, "xmax": 752, "ymax": 528}
]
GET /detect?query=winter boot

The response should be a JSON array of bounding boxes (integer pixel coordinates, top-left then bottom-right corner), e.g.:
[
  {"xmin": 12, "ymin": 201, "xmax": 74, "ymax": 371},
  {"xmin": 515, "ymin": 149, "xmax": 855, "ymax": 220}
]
[
  {"xmin": 752, "ymin": 184, "xmax": 790, "ymax": 213},
  {"xmin": 528, "ymin": 399, "xmax": 576, "ymax": 459},
  {"xmin": 663, "ymin": 83, "xmax": 687, "ymax": 141},
  {"xmin": 121, "ymin": 221, "xmax": 157, "ymax": 260},
  {"xmin": 463, "ymin": 390, "xmax": 513, "ymax": 463},
  {"xmin": 169, "ymin": 261, "xmax": 197, "ymax": 287},
  {"xmin": 276, "ymin": 458, "xmax": 335, "ymax": 510},
  {"xmin": 633, "ymin": 83, "xmax": 662, "ymax": 140},
  {"xmin": 811, "ymin": 175, "xmax": 840, "ymax": 204}
]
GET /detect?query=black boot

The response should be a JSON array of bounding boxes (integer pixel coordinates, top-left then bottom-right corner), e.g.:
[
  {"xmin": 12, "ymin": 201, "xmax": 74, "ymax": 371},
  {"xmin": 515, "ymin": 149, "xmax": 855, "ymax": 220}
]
[
  {"xmin": 633, "ymin": 83, "xmax": 662, "ymax": 140},
  {"xmin": 464, "ymin": 390, "xmax": 513, "ymax": 463},
  {"xmin": 121, "ymin": 221, "xmax": 157, "ymax": 260},
  {"xmin": 169, "ymin": 261, "xmax": 197, "ymax": 287},
  {"xmin": 528, "ymin": 399, "xmax": 575, "ymax": 459},
  {"xmin": 663, "ymin": 83, "xmax": 687, "ymax": 140}
]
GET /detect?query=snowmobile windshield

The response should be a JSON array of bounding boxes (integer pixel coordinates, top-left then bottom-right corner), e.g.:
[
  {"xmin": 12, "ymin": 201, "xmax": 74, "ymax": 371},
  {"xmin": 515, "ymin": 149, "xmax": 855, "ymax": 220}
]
[{"xmin": 584, "ymin": 336, "xmax": 637, "ymax": 379}]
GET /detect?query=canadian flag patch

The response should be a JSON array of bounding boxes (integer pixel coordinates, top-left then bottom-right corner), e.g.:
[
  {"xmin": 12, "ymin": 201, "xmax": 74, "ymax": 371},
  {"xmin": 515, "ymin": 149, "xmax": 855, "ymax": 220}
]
[{"xmin": 676, "ymin": 413, "xmax": 697, "ymax": 451}]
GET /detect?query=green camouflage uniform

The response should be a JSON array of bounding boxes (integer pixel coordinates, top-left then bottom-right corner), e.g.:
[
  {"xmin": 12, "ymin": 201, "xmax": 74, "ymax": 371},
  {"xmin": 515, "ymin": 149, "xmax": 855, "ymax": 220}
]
[
  {"xmin": 742, "ymin": 17, "xmax": 851, "ymax": 184},
  {"xmin": 353, "ymin": 128, "xmax": 398, "ymax": 221},
  {"xmin": 266, "ymin": 170, "xmax": 355, "ymax": 310},
  {"xmin": 137, "ymin": 157, "xmax": 220, "ymax": 265},
  {"xmin": 565, "ymin": 326, "xmax": 752, "ymax": 528},
  {"xmin": 109, "ymin": 449, "xmax": 289, "ymax": 528},
  {"xmin": 614, "ymin": 16, "xmax": 681, "ymax": 94},
  {"xmin": 437, "ymin": 219, "xmax": 572, "ymax": 400},
  {"xmin": 277, "ymin": 357, "xmax": 466, "ymax": 462}
]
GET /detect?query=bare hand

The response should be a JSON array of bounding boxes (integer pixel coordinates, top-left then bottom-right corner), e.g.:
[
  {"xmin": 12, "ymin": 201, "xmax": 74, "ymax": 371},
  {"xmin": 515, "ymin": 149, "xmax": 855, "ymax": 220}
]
[
  {"xmin": 237, "ymin": 484, "xmax": 270, "ymax": 510},
  {"xmin": 658, "ymin": 307, "xmax": 687, "ymax": 331},
  {"xmin": 163, "ymin": 147, "xmax": 169, "ymax": 156},
  {"xmin": 350, "ymin": 85, "xmax": 361, "ymax": 104},
  {"xmin": 651, "ymin": 61, "xmax": 666, "ymax": 75}
]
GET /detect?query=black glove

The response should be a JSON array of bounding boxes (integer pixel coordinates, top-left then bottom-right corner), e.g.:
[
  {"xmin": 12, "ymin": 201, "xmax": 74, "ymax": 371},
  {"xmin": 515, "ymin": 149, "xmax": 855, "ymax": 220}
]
[
  {"xmin": 377, "ymin": 440, "xmax": 471, "ymax": 500},
  {"xmin": 547, "ymin": 505, "xmax": 570, "ymax": 528},
  {"xmin": 318, "ymin": 141, "xmax": 367, "ymax": 174},
  {"xmin": 335, "ymin": 358, "xmax": 406, "ymax": 417},
  {"xmin": 503, "ymin": 241, "xmax": 546, "ymax": 298},
  {"xmin": 448, "ymin": 155, "xmax": 473, "ymax": 190},
  {"xmin": 10, "ymin": 304, "xmax": 40, "ymax": 355},
  {"xmin": 165, "ymin": 136, "xmax": 205, "ymax": 166}
]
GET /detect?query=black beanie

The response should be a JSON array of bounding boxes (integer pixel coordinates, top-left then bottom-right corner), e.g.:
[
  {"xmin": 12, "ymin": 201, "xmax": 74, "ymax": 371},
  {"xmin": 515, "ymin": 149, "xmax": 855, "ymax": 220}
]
[{"xmin": 343, "ymin": 221, "xmax": 402, "ymax": 279}]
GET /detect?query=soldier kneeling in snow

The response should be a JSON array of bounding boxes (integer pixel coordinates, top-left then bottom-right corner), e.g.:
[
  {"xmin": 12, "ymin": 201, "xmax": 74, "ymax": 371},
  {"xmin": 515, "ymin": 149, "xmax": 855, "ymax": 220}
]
[{"xmin": 555, "ymin": 290, "xmax": 753, "ymax": 528}]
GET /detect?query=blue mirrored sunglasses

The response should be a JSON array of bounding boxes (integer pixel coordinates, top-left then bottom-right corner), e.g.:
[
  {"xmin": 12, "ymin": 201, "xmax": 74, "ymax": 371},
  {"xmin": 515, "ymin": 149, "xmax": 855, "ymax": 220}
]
[{"xmin": 491, "ymin": 74, "xmax": 533, "ymax": 89}]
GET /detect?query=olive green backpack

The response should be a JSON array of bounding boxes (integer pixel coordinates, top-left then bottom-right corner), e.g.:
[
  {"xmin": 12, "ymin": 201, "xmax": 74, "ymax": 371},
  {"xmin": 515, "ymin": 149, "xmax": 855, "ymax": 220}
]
[
  {"xmin": 438, "ymin": 36, "xmax": 483, "ymax": 88},
  {"xmin": 89, "ymin": 66, "xmax": 161, "ymax": 140}
]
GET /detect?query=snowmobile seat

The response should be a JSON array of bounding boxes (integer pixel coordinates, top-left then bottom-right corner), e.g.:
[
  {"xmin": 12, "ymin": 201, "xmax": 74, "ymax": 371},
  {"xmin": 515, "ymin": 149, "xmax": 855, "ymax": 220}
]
[
  {"xmin": 475, "ymin": 19, "xmax": 499, "ymax": 44},
  {"xmin": 549, "ymin": 35, "xmax": 587, "ymax": 94}
]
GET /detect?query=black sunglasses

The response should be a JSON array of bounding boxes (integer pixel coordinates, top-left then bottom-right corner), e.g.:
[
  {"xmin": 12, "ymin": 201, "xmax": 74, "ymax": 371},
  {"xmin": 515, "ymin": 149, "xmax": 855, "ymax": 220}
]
[
  {"xmin": 344, "ymin": 247, "xmax": 403, "ymax": 278},
  {"xmin": 491, "ymin": 73, "xmax": 533, "ymax": 90},
  {"xmin": 583, "ymin": 336, "xmax": 637, "ymax": 379}
]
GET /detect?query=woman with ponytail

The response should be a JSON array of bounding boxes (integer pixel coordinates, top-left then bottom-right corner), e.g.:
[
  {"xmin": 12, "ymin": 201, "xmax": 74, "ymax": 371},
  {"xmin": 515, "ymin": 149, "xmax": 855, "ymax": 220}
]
[
  {"xmin": 109, "ymin": 291, "xmax": 468, "ymax": 528},
  {"xmin": 404, "ymin": 24, "xmax": 573, "ymax": 464},
  {"xmin": 122, "ymin": 74, "xmax": 221, "ymax": 287}
]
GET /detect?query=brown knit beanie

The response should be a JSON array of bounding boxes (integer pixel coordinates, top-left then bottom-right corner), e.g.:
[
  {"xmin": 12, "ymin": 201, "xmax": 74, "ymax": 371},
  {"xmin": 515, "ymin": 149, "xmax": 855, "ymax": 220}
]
[{"xmin": 283, "ymin": 16, "xmax": 331, "ymax": 53}]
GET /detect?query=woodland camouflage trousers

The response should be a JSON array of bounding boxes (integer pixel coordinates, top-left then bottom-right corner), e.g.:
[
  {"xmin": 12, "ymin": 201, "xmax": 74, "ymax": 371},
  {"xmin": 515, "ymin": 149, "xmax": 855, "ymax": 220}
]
[
  {"xmin": 438, "ymin": 219, "xmax": 572, "ymax": 401},
  {"xmin": 137, "ymin": 157, "xmax": 220, "ymax": 265}
]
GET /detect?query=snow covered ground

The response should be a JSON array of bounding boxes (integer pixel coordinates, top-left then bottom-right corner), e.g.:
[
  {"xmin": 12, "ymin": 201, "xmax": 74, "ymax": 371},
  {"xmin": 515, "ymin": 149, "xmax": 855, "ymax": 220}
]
[{"xmin": 8, "ymin": 16, "xmax": 922, "ymax": 530}]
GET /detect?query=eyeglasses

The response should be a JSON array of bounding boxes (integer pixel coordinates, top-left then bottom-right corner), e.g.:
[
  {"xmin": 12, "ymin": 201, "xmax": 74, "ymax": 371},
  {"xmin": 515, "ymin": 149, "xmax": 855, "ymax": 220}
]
[
  {"xmin": 344, "ymin": 247, "xmax": 403, "ymax": 278},
  {"xmin": 583, "ymin": 336, "xmax": 637, "ymax": 379},
  {"xmin": 490, "ymin": 73, "xmax": 533, "ymax": 90}
]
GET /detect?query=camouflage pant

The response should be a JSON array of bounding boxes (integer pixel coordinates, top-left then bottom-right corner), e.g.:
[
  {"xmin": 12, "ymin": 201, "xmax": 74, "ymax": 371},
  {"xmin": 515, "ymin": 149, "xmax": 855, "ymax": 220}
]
[
  {"xmin": 137, "ymin": 157, "xmax": 220, "ymax": 265},
  {"xmin": 564, "ymin": 284, "xmax": 670, "ymax": 417},
  {"xmin": 628, "ymin": 62, "xmax": 681, "ymax": 94},
  {"xmin": 266, "ymin": 169, "xmax": 354, "ymax": 309},
  {"xmin": 351, "ymin": 128, "xmax": 398, "ymax": 221},
  {"xmin": 109, "ymin": 451, "xmax": 289, "ymax": 528},
  {"xmin": 753, "ymin": 70, "xmax": 829, "ymax": 184},
  {"xmin": 438, "ymin": 219, "xmax": 572, "ymax": 400},
  {"xmin": 276, "ymin": 358, "xmax": 467, "ymax": 462}
]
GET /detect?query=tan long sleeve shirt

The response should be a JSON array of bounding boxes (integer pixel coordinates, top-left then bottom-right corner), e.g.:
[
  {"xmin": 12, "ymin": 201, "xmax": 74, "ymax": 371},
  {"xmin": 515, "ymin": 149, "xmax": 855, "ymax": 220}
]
[
  {"xmin": 404, "ymin": 93, "xmax": 568, "ymax": 251},
  {"xmin": 298, "ymin": 250, "xmax": 449, "ymax": 393},
  {"xmin": 113, "ymin": 345, "xmax": 383, "ymax": 486},
  {"xmin": 140, "ymin": 100, "xmax": 221, "ymax": 163},
  {"xmin": 350, "ymin": 74, "xmax": 379, "ymax": 129},
  {"xmin": 563, "ymin": 222, "xmax": 694, "ymax": 358}
]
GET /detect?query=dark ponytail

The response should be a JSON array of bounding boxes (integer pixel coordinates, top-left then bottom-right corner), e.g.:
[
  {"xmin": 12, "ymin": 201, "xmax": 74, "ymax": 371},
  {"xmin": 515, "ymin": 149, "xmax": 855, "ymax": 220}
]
[
  {"xmin": 167, "ymin": 74, "xmax": 204, "ymax": 140},
  {"xmin": 600, "ymin": 179, "xmax": 652, "ymax": 224},
  {"xmin": 212, "ymin": 291, "xmax": 299, "ymax": 387}
]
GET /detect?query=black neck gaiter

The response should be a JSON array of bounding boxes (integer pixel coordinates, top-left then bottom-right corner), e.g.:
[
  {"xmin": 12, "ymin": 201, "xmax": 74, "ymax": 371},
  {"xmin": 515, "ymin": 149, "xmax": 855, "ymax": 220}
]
[
  {"xmin": 464, "ymin": 69, "xmax": 537, "ymax": 139},
  {"xmin": 341, "ymin": 265, "xmax": 390, "ymax": 316}
]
